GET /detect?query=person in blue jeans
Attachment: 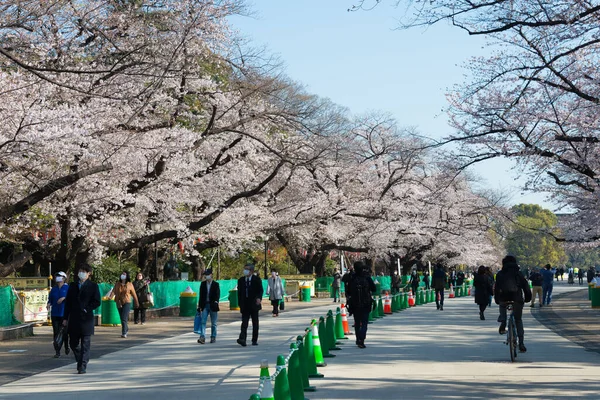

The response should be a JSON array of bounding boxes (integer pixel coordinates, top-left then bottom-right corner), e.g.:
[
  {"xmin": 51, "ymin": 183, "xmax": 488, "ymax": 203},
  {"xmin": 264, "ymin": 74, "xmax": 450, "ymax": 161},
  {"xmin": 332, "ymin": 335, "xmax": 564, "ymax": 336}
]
[
  {"xmin": 540, "ymin": 264, "xmax": 556, "ymax": 305},
  {"xmin": 196, "ymin": 269, "xmax": 220, "ymax": 344}
]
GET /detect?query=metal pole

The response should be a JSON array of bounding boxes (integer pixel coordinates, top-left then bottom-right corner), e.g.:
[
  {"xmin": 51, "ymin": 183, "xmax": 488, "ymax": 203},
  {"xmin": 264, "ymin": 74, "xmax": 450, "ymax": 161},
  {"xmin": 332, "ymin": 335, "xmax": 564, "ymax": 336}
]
[
  {"xmin": 264, "ymin": 239, "xmax": 268, "ymax": 278},
  {"xmin": 217, "ymin": 247, "xmax": 221, "ymax": 280},
  {"xmin": 154, "ymin": 241, "xmax": 158, "ymax": 281}
]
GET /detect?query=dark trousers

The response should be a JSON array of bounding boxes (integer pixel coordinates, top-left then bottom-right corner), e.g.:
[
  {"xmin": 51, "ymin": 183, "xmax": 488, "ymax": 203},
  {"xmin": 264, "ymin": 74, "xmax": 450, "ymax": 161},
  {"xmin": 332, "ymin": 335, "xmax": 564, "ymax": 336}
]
[
  {"xmin": 134, "ymin": 307, "xmax": 146, "ymax": 324},
  {"xmin": 118, "ymin": 302, "xmax": 131, "ymax": 336},
  {"xmin": 332, "ymin": 287, "xmax": 340, "ymax": 301},
  {"xmin": 51, "ymin": 316, "xmax": 68, "ymax": 354},
  {"xmin": 498, "ymin": 302, "xmax": 524, "ymax": 343},
  {"xmin": 435, "ymin": 288, "xmax": 444, "ymax": 308},
  {"xmin": 352, "ymin": 308, "xmax": 369, "ymax": 343},
  {"xmin": 69, "ymin": 333, "xmax": 91, "ymax": 371},
  {"xmin": 271, "ymin": 299, "xmax": 280, "ymax": 316},
  {"xmin": 239, "ymin": 309, "xmax": 259, "ymax": 343},
  {"xmin": 478, "ymin": 303, "xmax": 488, "ymax": 314}
]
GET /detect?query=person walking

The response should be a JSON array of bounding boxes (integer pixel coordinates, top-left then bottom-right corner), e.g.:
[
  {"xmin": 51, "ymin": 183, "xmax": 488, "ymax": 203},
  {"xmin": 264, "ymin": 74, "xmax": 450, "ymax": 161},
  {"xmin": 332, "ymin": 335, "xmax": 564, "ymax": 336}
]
[
  {"xmin": 267, "ymin": 270, "xmax": 284, "ymax": 317},
  {"xmin": 237, "ymin": 264, "xmax": 263, "ymax": 346},
  {"xmin": 391, "ymin": 270, "xmax": 401, "ymax": 295},
  {"xmin": 423, "ymin": 271, "xmax": 431, "ymax": 290},
  {"xmin": 495, "ymin": 255, "xmax": 532, "ymax": 353},
  {"xmin": 133, "ymin": 272, "xmax": 150, "ymax": 325},
  {"xmin": 409, "ymin": 270, "xmax": 420, "ymax": 297},
  {"xmin": 485, "ymin": 267, "xmax": 495, "ymax": 307},
  {"xmin": 47, "ymin": 271, "xmax": 69, "ymax": 358},
  {"xmin": 63, "ymin": 264, "xmax": 101, "ymax": 374},
  {"xmin": 347, "ymin": 261, "xmax": 376, "ymax": 348},
  {"xmin": 529, "ymin": 268, "xmax": 544, "ymax": 308},
  {"xmin": 197, "ymin": 268, "xmax": 220, "ymax": 344},
  {"xmin": 113, "ymin": 271, "xmax": 139, "ymax": 338},
  {"xmin": 578, "ymin": 268, "xmax": 584, "ymax": 285},
  {"xmin": 540, "ymin": 264, "xmax": 556, "ymax": 306},
  {"xmin": 449, "ymin": 268, "xmax": 457, "ymax": 287},
  {"xmin": 331, "ymin": 268, "xmax": 342, "ymax": 303},
  {"xmin": 432, "ymin": 264, "xmax": 447, "ymax": 311},
  {"xmin": 474, "ymin": 266, "xmax": 493, "ymax": 320}
]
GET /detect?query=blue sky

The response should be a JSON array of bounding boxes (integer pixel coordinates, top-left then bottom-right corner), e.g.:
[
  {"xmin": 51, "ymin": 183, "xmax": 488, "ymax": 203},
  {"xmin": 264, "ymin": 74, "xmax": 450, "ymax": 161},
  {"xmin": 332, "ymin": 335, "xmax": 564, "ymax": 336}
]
[{"xmin": 229, "ymin": 0, "xmax": 556, "ymax": 210}]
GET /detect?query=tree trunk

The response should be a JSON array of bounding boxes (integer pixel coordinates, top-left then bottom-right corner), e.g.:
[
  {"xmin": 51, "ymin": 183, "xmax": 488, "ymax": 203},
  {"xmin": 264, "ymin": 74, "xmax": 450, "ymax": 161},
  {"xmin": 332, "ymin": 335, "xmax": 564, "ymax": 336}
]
[
  {"xmin": 137, "ymin": 245, "xmax": 153, "ymax": 279},
  {"xmin": 0, "ymin": 250, "xmax": 31, "ymax": 277}
]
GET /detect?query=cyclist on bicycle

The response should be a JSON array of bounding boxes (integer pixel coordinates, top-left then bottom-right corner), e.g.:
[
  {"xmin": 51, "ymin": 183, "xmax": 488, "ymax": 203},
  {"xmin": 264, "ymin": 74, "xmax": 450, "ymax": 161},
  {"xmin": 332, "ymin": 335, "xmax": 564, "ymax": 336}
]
[{"xmin": 494, "ymin": 255, "xmax": 532, "ymax": 353}]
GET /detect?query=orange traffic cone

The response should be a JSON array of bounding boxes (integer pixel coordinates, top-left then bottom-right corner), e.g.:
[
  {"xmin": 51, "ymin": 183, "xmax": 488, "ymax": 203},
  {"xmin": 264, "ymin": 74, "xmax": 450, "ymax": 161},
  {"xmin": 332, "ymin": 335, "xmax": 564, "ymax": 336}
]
[
  {"xmin": 383, "ymin": 295, "xmax": 392, "ymax": 314},
  {"xmin": 408, "ymin": 291, "xmax": 415, "ymax": 307},
  {"xmin": 341, "ymin": 304, "xmax": 351, "ymax": 335},
  {"xmin": 449, "ymin": 284, "xmax": 455, "ymax": 298}
]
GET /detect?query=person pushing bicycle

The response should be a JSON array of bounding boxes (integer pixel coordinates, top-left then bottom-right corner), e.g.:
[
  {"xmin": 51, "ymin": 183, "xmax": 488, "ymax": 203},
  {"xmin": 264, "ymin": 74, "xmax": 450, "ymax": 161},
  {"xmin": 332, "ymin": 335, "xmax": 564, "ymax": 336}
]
[{"xmin": 494, "ymin": 255, "xmax": 532, "ymax": 353}]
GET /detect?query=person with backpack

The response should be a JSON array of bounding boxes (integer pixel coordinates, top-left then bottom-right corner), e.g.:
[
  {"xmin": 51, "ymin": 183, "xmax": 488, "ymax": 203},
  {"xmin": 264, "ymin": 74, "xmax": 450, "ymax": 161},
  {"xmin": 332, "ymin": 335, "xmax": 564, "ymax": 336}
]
[
  {"xmin": 347, "ymin": 261, "xmax": 376, "ymax": 349},
  {"xmin": 432, "ymin": 264, "xmax": 447, "ymax": 311},
  {"xmin": 529, "ymin": 267, "xmax": 544, "ymax": 308},
  {"xmin": 495, "ymin": 255, "xmax": 532, "ymax": 353}
]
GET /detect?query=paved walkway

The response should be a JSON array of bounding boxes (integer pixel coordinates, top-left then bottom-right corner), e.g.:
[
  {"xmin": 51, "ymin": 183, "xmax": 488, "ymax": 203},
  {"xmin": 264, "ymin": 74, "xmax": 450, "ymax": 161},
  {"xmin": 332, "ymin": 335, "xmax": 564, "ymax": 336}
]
[{"xmin": 1, "ymin": 285, "xmax": 599, "ymax": 399}]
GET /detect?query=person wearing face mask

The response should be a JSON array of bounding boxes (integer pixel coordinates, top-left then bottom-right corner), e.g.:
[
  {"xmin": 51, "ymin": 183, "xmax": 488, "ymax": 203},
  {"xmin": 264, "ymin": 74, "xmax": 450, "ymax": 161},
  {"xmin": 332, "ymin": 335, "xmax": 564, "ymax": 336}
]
[
  {"xmin": 63, "ymin": 263, "xmax": 101, "ymax": 374},
  {"xmin": 133, "ymin": 272, "xmax": 149, "ymax": 325},
  {"xmin": 267, "ymin": 270, "xmax": 285, "ymax": 317},
  {"xmin": 112, "ymin": 271, "xmax": 139, "ymax": 338},
  {"xmin": 47, "ymin": 271, "xmax": 69, "ymax": 358},
  {"xmin": 196, "ymin": 269, "xmax": 220, "ymax": 344},
  {"xmin": 237, "ymin": 263, "xmax": 263, "ymax": 346}
]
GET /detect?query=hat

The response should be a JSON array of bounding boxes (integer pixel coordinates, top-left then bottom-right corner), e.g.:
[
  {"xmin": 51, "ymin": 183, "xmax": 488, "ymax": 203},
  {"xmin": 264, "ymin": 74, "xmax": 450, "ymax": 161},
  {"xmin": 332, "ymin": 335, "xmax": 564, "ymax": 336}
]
[
  {"xmin": 203, "ymin": 268, "xmax": 213, "ymax": 276},
  {"xmin": 57, "ymin": 271, "xmax": 67, "ymax": 278}
]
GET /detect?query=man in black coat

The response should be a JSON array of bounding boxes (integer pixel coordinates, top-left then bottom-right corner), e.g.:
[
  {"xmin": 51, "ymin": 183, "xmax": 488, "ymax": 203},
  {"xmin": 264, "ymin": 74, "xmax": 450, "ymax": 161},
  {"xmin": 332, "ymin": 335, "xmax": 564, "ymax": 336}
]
[
  {"xmin": 495, "ymin": 255, "xmax": 532, "ymax": 353},
  {"xmin": 237, "ymin": 264, "xmax": 263, "ymax": 346},
  {"xmin": 63, "ymin": 263, "xmax": 101, "ymax": 374}
]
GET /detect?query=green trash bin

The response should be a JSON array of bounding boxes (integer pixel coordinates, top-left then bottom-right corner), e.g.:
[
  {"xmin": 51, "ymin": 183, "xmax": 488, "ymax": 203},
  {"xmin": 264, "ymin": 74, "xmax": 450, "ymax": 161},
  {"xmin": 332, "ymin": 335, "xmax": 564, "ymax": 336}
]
[
  {"xmin": 229, "ymin": 289, "xmax": 239, "ymax": 311},
  {"xmin": 180, "ymin": 292, "xmax": 198, "ymax": 317},
  {"xmin": 591, "ymin": 287, "xmax": 600, "ymax": 308},
  {"xmin": 101, "ymin": 298, "xmax": 121, "ymax": 326},
  {"xmin": 301, "ymin": 286, "xmax": 311, "ymax": 302}
]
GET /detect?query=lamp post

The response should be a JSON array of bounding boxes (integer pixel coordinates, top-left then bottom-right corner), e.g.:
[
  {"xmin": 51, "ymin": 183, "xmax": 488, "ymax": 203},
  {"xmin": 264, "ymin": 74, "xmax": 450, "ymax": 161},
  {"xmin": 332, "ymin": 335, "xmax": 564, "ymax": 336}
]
[
  {"xmin": 264, "ymin": 238, "xmax": 268, "ymax": 279},
  {"xmin": 150, "ymin": 222, "xmax": 161, "ymax": 281}
]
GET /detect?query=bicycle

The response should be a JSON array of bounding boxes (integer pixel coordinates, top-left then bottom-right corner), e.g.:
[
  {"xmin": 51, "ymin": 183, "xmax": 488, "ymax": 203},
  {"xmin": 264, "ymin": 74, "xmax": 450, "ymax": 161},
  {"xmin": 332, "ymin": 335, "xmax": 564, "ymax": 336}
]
[{"xmin": 503, "ymin": 301, "xmax": 518, "ymax": 362}]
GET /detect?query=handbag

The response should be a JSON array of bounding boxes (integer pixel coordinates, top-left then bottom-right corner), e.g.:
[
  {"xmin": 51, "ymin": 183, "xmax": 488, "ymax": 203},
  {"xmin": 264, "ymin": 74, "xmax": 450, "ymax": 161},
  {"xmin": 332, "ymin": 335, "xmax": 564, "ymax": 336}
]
[
  {"xmin": 280, "ymin": 299, "xmax": 285, "ymax": 311},
  {"xmin": 193, "ymin": 311, "xmax": 202, "ymax": 334},
  {"xmin": 143, "ymin": 292, "xmax": 154, "ymax": 308},
  {"xmin": 54, "ymin": 325, "xmax": 66, "ymax": 349}
]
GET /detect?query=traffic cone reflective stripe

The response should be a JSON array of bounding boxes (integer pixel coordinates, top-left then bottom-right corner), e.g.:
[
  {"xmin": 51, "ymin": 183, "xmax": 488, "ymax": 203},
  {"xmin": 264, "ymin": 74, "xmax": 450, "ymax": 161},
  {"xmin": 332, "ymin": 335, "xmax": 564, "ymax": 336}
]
[
  {"xmin": 408, "ymin": 291, "xmax": 415, "ymax": 307},
  {"xmin": 335, "ymin": 307, "xmax": 347, "ymax": 339},
  {"xmin": 273, "ymin": 354, "xmax": 291, "ymax": 400},
  {"xmin": 341, "ymin": 304, "xmax": 351, "ymax": 335},
  {"xmin": 259, "ymin": 359, "xmax": 274, "ymax": 400},
  {"xmin": 311, "ymin": 322, "xmax": 328, "ymax": 366}
]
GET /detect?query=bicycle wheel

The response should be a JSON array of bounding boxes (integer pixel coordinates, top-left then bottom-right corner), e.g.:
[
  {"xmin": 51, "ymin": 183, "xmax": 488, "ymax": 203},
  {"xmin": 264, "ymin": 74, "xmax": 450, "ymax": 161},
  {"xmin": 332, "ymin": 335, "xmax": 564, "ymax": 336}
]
[{"xmin": 508, "ymin": 318, "xmax": 516, "ymax": 362}]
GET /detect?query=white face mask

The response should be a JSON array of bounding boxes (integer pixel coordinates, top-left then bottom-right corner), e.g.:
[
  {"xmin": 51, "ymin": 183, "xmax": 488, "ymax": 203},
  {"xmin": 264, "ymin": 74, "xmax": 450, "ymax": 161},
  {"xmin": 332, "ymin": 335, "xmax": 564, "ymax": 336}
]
[
  {"xmin": 205, "ymin": 275, "xmax": 212, "ymax": 281},
  {"xmin": 243, "ymin": 269, "xmax": 250, "ymax": 276},
  {"xmin": 120, "ymin": 274, "xmax": 127, "ymax": 281},
  {"xmin": 78, "ymin": 272, "xmax": 88, "ymax": 281},
  {"xmin": 56, "ymin": 277, "xmax": 63, "ymax": 283},
  {"xmin": 271, "ymin": 272, "xmax": 277, "ymax": 278}
]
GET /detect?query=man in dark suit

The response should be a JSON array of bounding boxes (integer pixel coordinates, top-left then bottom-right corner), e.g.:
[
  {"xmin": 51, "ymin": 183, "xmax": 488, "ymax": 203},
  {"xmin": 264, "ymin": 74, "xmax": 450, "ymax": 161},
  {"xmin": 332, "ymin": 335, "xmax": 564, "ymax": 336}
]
[
  {"xmin": 196, "ymin": 268, "xmax": 220, "ymax": 344},
  {"xmin": 63, "ymin": 263, "xmax": 101, "ymax": 374},
  {"xmin": 237, "ymin": 264, "xmax": 263, "ymax": 346}
]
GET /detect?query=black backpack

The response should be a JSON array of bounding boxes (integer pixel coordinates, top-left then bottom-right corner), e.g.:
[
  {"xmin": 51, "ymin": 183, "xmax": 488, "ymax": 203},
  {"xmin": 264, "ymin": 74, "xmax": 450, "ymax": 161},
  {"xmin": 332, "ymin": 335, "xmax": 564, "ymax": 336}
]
[
  {"xmin": 350, "ymin": 275, "xmax": 373, "ymax": 310},
  {"xmin": 497, "ymin": 270, "xmax": 522, "ymax": 299}
]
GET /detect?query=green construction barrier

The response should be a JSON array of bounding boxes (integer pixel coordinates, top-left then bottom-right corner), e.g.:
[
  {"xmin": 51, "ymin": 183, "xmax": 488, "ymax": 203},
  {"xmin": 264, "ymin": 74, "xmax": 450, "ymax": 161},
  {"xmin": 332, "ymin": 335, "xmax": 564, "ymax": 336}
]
[
  {"xmin": 100, "ymin": 298, "xmax": 121, "ymax": 326},
  {"xmin": 591, "ymin": 287, "xmax": 600, "ymax": 309},
  {"xmin": 0, "ymin": 285, "xmax": 20, "ymax": 326}
]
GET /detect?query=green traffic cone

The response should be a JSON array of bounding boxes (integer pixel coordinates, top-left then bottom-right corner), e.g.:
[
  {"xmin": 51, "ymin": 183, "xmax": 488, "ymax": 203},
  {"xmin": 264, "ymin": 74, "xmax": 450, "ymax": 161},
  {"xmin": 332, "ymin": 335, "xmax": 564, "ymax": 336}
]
[
  {"xmin": 319, "ymin": 317, "xmax": 335, "ymax": 358},
  {"xmin": 326, "ymin": 311, "xmax": 341, "ymax": 350},
  {"xmin": 310, "ymin": 321, "xmax": 329, "ymax": 366},
  {"xmin": 288, "ymin": 343, "xmax": 308, "ymax": 400},
  {"xmin": 274, "ymin": 354, "xmax": 291, "ymax": 400},
  {"xmin": 296, "ymin": 335, "xmax": 317, "ymax": 391},
  {"xmin": 250, "ymin": 395, "xmax": 261, "ymax": 400},
  {"xmin": 258, "ymin": 359, "xmax": 274, "ymax": 400},
  {"xmin": 335, "ymin": 307, "xmax": 347, "ymax": 339},
  {"xmin": 304, "ymin": 327, "xmax": 325, "ymax": 376},
  {"xmin": 377, "ymin": 296, "xmax": 384, "ymax": 317}
]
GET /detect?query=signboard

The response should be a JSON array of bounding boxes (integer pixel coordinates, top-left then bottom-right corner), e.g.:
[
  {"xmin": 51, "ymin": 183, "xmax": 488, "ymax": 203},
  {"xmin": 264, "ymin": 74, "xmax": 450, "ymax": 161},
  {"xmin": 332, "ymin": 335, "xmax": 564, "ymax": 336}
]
[
  {"xmin": 14, "ymin": 289, "xmax": 50, "ymax": 322},
  {"xmin": 0, "ymin": 277, "xmax": 50, "ymax": 290}
]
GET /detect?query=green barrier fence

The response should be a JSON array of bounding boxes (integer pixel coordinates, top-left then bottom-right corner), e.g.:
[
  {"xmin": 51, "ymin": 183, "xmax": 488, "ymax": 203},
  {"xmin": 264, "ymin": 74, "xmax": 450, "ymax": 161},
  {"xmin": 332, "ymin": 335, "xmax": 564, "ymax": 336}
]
[{"xmin": 0, "ymin": 285, "xmax": 20, "ymax": 326}]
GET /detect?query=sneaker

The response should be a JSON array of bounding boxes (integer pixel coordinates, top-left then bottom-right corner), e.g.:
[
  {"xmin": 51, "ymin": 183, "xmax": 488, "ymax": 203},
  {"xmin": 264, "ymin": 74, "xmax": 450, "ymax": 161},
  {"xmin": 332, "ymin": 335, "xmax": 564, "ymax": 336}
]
[
  {"xmin": 198, "ymin": 336, "xmax": 205, "ymax": 344},
  {"xmin": 499, "ymin": 323, "xmax": 506, "ymax": 335},
  {"xmin": 358, "ymin": 343, "xmax": 366, "ymax": 349},
  {"xmin": 121, "ymin": 334, "xmax": 127, "ymax": 338},
  {"xmin": 78, "ymin": 369, "xmax": 86, "ymax": 374},
  {"xmin": 141, "ymin": 322, "xmax": 145, "ymax": 325},
  {"xmin": 210, "ymin": 337, "xmax": 216, "ymax": 343},
  {"xmin": 436, "ymin": 305, "xmax": 440, "ymax": 310},
  {"xmin": 237, "ymin": 339, "xmax": 247, "ymax": 347},
  {"xmin": 440, "ymin": 306, "xmax": 443, "ymax": 311},
  {"xmin": 480, "ymin": 312, "xmax": 485, "ymax": 320},
  {"xmin": 134, "ymin": 321, "xmax": 139, "ymax": 324},
  {"xmin": 519, "ymin": 343, "xmax": 527, "ymax": 353}
]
